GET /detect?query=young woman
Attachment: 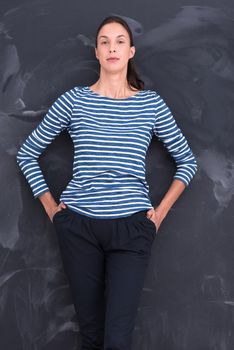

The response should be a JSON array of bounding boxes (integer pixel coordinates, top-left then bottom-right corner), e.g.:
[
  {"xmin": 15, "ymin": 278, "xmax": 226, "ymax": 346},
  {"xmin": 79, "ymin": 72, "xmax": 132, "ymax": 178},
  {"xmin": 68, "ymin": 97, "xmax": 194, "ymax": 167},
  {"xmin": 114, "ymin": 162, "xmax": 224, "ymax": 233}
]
[{"xmin": 16, "ymin": 15, "xmax": 197, "ymax": 350}]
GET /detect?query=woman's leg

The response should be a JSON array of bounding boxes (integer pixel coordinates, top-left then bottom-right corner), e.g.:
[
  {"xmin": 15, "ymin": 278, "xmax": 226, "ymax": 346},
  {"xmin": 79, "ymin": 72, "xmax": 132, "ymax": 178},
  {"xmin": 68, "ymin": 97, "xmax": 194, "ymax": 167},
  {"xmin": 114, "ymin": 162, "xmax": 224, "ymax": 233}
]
[
  {"xmin": 53, "ymin": 208, "xmax": 106, "ymax": 350},
  {"xmin": 103, "ymin": 210, "xmax": 156, "ymax": 350}
]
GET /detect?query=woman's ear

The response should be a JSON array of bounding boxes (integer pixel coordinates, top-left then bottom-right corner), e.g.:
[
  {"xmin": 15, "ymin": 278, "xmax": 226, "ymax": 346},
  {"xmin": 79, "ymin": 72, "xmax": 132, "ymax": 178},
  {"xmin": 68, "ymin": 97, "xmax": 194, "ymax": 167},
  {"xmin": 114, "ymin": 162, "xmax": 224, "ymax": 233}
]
[
  {"xmin": 130, "ymin": 46, "xmax": 136, "ymax": 59},
  {"xmin": 95, "ymin": 47, "xmax": 99, "ymax": 60}
]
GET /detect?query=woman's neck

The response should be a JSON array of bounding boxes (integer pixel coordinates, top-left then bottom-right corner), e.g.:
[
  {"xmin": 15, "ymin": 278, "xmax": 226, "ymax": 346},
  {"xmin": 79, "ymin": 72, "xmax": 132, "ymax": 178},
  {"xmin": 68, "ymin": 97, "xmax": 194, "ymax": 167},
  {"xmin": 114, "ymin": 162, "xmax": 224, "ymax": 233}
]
[{"xmin": 89, "ymin": 79, "xmax": 138, "ymax": 99}]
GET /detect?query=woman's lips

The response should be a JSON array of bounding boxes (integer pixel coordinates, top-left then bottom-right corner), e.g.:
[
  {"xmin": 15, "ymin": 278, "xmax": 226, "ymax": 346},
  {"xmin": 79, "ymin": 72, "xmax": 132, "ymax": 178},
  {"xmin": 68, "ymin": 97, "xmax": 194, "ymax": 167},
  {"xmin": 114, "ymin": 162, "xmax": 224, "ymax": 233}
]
[{"xmin": 107, "ymin": 58, "xmax": 119, "ymax": 62}]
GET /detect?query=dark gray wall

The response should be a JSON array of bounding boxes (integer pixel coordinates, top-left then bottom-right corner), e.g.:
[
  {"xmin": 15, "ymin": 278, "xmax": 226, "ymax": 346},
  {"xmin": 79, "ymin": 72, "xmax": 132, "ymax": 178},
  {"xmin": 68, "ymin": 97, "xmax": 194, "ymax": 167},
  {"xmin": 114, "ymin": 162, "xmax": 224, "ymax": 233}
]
[{"xmin": 1, "ymin": 1, "xmax": 234, "ymax": 349}]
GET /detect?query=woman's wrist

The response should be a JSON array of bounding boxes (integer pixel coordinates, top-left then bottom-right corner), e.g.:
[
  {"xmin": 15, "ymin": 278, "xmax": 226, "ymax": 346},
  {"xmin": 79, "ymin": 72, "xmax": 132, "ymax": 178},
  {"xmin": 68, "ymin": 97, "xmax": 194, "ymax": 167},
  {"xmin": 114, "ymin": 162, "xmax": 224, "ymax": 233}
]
[{"xmin": 155, "ymin": 202, "xmax": 170, "ymax": 217}]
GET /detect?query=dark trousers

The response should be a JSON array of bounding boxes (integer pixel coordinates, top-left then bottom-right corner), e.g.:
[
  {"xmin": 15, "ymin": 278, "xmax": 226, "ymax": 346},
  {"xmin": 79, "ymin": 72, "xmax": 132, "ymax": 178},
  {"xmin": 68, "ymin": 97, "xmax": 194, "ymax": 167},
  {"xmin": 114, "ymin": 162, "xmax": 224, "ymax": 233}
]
[{"xmin": 53, "ymin": 208, "xmax": 157, "ymax": 350}]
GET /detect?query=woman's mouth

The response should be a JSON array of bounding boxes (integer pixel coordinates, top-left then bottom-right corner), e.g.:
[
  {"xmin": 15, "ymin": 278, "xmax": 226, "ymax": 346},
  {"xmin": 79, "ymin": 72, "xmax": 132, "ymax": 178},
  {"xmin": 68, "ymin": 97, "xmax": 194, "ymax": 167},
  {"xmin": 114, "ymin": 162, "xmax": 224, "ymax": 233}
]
[{"xmin": 107, "ymin": 58, "xmax": 119, "ymax": 62}]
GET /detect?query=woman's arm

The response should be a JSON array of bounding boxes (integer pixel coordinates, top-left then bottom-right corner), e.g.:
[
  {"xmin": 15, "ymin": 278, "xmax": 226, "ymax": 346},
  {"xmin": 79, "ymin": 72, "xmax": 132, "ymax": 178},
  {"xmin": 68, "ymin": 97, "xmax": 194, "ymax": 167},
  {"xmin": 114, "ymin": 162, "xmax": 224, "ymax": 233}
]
[
  {"xmin": 152, "ymin": 93, "xmax": 198, "ymax": 187},
  {"xmin": 16, "ymin": 88, "xmax": 76, "ymax": 220},
  {"xmin": 147, "ymin": 92, "xmax": 198, "ymax": 231}
]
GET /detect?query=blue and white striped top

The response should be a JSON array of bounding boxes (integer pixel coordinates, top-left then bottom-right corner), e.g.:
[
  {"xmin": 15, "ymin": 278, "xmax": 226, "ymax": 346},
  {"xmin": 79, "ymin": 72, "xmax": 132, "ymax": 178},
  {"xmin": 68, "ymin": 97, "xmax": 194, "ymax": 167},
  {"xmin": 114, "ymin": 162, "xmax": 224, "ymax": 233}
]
[{"xmin": 16, "ymin": 85, "xmax": 197, "ymax": 218}]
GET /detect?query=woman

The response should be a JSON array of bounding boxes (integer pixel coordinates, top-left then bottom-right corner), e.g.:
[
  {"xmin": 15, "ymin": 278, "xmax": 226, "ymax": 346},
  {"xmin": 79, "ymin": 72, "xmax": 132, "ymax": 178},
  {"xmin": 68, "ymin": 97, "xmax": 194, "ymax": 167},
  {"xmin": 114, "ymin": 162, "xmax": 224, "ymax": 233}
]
[{"xmin": 16, "ymin": 15, "xmax": 197, "ymax": 350}]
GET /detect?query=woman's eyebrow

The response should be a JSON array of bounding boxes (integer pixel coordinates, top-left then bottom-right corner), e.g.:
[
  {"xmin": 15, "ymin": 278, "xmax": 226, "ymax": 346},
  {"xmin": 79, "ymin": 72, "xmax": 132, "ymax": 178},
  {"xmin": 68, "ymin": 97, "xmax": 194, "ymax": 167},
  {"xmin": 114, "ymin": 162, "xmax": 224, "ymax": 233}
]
[{"xmin": 98, "ymin": 35, "xmax": 126, "ymax": 39}]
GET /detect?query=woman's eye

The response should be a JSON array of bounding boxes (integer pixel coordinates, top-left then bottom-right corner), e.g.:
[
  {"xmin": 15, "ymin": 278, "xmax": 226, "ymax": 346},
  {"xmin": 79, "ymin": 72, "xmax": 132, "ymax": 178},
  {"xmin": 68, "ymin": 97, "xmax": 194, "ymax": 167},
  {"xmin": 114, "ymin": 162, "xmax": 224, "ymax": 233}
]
[{"xmin": 101, "ymin": 41, "xmax": 124, "ymax": 44}]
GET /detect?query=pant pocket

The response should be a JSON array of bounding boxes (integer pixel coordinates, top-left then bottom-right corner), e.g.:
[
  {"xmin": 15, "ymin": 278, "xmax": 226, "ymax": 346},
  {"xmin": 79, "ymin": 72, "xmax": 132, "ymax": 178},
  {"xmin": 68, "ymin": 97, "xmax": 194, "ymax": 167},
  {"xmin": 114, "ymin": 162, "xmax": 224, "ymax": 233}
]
[
  {"xmin": 129, "ymin": 210, "xmax": 158, "ymax": 239},
  {"xmin": 52, "ymin": 208, "xmax": 70, "ymax": 223},
  {"xmin": 142, "ymin": 215, "xmax": 158, "ymax": 237}
]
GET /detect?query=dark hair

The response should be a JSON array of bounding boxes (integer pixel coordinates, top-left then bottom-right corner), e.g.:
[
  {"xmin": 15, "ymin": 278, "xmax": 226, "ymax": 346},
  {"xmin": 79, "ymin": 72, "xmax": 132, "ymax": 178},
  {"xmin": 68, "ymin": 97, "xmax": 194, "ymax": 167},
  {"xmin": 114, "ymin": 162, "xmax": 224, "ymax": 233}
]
[{"xmin": 95, "ymin": 15, "xmax": 145, "ymax": 90}]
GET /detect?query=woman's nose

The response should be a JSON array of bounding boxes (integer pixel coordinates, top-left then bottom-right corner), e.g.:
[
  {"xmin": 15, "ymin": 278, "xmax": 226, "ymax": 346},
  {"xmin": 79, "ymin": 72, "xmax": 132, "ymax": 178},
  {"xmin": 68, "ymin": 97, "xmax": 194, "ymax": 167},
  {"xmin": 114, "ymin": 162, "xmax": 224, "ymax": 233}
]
[{"xmin": 109, "ymin": 44, "xmax": 116, "ymax": 52}]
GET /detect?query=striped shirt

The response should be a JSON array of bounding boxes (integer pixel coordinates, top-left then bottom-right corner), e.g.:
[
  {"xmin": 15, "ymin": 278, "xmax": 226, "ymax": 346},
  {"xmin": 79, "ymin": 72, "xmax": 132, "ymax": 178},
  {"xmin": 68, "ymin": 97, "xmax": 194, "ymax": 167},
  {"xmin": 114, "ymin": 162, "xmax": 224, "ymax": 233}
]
[{"xmin": 16, "ymin": 85, "xmax": 197, "ymax": 218}]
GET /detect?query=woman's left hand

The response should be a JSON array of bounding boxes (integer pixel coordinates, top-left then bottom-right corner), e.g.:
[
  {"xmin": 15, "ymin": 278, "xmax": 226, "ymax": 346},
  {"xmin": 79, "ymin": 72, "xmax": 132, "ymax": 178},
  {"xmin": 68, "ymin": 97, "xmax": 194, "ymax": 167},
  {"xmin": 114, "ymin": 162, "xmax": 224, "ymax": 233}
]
[
  {"xmin": 146, "ymin": 206, "xmax": 165, "ymax": 232},
  {"xmin": 145, "ymin": 179, "xmax": 186, "ymax": 232}
]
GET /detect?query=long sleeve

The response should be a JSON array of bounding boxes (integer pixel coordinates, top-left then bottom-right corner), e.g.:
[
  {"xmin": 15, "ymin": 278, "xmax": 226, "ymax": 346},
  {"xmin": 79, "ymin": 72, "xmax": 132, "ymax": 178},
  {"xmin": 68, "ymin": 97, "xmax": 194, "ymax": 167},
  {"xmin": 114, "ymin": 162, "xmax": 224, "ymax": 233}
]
[
  {"xmin": 16, "ymin": 88, "xmax": 76, "ymax": 198},
  {"xmin": 153, "ymin": 92, "xmax": 198, "ymax": 186}
]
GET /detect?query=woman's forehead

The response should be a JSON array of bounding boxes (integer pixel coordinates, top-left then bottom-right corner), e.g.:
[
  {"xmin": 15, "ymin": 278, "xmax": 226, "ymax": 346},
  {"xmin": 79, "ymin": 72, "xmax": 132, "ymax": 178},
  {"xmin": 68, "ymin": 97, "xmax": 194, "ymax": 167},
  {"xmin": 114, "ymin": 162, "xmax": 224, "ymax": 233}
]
[{"xmin": 98, "ymin": 23, "xmax": 128, "ymax": 37}]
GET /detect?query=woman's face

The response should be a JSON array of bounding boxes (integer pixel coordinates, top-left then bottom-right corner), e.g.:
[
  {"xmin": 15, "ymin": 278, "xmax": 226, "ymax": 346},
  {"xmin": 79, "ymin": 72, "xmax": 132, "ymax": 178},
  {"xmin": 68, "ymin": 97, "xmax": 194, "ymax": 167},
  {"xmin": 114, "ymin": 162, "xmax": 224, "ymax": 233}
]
[{"xmin": 95, "ymin": 22, "xmax": 135, "ymax": 73}]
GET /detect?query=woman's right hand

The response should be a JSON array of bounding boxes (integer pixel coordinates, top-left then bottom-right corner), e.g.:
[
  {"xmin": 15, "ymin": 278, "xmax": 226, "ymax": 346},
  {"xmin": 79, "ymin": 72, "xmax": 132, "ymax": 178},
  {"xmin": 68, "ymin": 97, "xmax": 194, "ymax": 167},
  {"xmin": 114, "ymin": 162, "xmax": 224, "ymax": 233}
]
[
  {"xmin": 50, "ymin": 202, "xmax": 67, "ymax": 223},
  {"xmin": 38, "ymin": 192, "xmax": 67, "ymax": 223}
]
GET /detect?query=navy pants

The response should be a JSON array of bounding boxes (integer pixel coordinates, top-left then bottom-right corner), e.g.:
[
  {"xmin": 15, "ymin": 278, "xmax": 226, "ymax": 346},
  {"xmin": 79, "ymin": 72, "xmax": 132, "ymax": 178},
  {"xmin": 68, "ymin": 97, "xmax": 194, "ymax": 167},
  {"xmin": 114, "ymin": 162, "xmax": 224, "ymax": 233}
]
[{"xmin": 53, "ymin": 208, "xmax": 157, "ymax": 350}]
